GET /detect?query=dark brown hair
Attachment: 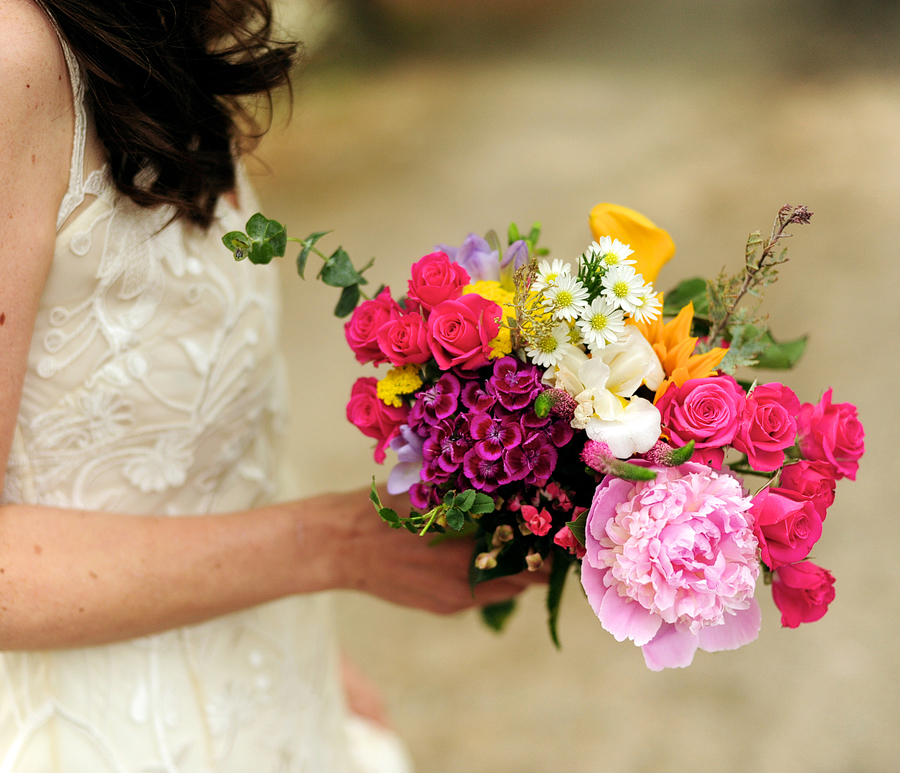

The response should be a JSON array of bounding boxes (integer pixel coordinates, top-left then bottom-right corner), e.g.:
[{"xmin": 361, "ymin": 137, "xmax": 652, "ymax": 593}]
[{"xmin": 40, "ymin": 0, "xmax": 298, "ymax": 228}]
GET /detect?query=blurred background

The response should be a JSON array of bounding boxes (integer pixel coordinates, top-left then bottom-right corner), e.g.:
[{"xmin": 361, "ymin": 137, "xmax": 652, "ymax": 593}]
[{"xmin": 251, "ymin": 1, "xmax": 899, "ymax": 770}]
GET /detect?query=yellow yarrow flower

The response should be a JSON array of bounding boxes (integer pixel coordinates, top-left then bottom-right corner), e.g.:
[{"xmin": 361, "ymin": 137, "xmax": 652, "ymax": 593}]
[{"xmin": 376, "ymin": 364, "xmax": 423, "ymax": 408}]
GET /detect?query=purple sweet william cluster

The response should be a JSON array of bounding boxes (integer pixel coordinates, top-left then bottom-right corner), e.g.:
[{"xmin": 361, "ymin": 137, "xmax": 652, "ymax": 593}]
[{"xmin": 404, "ymin": 357, "xmax": 573, "ymax": 508}]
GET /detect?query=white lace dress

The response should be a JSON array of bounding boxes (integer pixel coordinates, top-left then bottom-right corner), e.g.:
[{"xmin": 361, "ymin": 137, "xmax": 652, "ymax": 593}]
[{"xmin": 0, "ymin": 29, "xmax": 411, "ymax": 773}]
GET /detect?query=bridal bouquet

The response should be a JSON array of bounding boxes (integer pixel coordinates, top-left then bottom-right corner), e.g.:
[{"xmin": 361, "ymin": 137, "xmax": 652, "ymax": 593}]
[{"xmin": 224, "ymin": 203, "xmax": 865, "ymax": 670}]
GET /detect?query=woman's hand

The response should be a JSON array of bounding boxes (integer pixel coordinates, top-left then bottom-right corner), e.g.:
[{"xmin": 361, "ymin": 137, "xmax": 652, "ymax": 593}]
[{"xmin": 308, "ymin": 486, "xmax": 547, "ymax": 615}]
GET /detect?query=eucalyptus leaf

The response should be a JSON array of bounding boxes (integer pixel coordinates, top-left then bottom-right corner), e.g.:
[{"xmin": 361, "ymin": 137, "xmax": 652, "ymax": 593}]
[
  {"xmin": 334, "ymin": 284, "xmax": 361, "ymax": 318},
  {"xmin": 319, "ymin": 247, "xmax": 364, "ymax": 288},
  {"xmin": 296, "ymin": 230, "xmax": 332, "ymax": 279},
  {"xmin": 222, "ymin": 231, "xmax": 249, "ymax": 259}
]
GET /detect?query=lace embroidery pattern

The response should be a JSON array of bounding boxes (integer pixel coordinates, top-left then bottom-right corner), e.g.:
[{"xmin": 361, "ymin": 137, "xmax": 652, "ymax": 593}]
[{"xmin": 0, "ymin": 28, "xmax": 355, "ymax": 773}]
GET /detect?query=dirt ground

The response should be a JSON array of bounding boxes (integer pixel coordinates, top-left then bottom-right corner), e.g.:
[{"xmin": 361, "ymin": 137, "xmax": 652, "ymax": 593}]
[{"xmin": 252, "ymin": 1, "xmax": 899, "ymax": 770}]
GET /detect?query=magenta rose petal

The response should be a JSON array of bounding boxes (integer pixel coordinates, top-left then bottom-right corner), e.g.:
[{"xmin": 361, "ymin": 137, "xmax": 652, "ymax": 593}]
[
  {"xmin": 697, "ymin": 599, "xmax": 762, "ymax": 653},
  {"xmin": 641, "ymin": 624, "xmax": 699, "ymax": 671},
  {"xmin": 598, "ymin": 588, "xmax": 662, "ymax": 646}
]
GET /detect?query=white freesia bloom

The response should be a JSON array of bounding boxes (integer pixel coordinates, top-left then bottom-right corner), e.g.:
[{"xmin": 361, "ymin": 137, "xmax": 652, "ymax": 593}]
[{"xmin": 586, "ymin": 397, "xmax": 662, "ymax": 458}]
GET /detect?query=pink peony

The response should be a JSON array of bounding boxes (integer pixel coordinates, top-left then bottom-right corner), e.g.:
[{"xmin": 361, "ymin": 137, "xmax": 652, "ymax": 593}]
[
  {"xmin": 376, "ymin": 312, "xmax": 432, "ymax": 366},
  {"xmin": 797, "ymin": 388, "xmax": 865, "ymax": 480},
  {"xmin": 346, "ymin": 377, "xmax": 409, "ymax": 463},
  {"xmin": 406, "ymin": 251, "xmax": 470, "ymax": 314},
  {"xmin": 778, "ymin": 460, "xmax": 836, "ymax": 520},
  {"xmin": 426, "ymin": 294, "xmax": 501, "ymax": 371},
  {"xmin": 344, "ymin": 287, "xmax": 402, "ymax": 365},
  {"xmin": 732, "ymin": 382, "xmax": 800, "ymax": 472},
  {"xmin": 656, "ymin": 375, "xmax": 746, "ymax": 469},
  {"xmin": 751, "ymin": 487, "xmax": 823, "ymax": 570},
  {"xmin": 771, "ymin": 561, "xmax": 835, "ymax": 628},
  {"xmin": 581, "ymin": 463, "xmax": 761, "ymax": 670}
]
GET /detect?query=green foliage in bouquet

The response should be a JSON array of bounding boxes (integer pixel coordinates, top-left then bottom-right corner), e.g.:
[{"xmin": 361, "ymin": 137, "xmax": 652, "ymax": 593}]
[
  {"xmin": 664, "ymin": 205, "xmax": 812, "ymax": 373},
  {"xmin": 222, "ymin": 213, "xmax": 373, "ymax": 318}
]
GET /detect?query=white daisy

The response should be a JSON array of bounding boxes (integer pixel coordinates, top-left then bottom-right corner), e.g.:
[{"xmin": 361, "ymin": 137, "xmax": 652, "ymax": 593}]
[
  {"xmin": 601, "ymin": 265, "xmax": 645, "ymax": 314},
  {"xmin": 531, "ymin": 259, "xmax": 572, "ymax": 293},
  {"xmin": 590, "ymin": 236, "xmax": 636, "ymax": 269},
  {"xmin": 544, "ymin": 274, "xmax": 590, "ymax": 321},
  {"xmin": 629, "ymin": 287, "xmax": 662, "ymax": 323},
  {"xmin": 525, "ymin": 323, "xmax": 574, "ymax": 368},
  {"xmin": 577, "ymin": 297, "xmax": 626, "ymax": 351}
]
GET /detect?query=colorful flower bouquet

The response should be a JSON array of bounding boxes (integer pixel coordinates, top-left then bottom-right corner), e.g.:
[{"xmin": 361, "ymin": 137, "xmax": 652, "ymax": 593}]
[{"xmin": 224, "ymin": 203, "xmax": 865, "ymax": 670}]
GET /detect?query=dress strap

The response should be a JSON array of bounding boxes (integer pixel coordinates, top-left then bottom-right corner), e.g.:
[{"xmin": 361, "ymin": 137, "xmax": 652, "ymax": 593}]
[{"xmin": 52, "ymin": 30, "xmax": 89, "ymax": 232}]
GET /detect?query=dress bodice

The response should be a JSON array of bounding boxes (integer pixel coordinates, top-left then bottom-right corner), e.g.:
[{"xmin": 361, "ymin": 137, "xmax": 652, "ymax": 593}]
[{"xmin": 0, "ymin": 24, "xmax": 360, "ymax": 773}]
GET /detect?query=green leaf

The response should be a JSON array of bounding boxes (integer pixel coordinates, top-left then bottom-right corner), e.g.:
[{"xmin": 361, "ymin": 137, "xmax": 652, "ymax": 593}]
[
  {"xmin": 527, "ymin": 223, "xmax": 541, "ymax": 247},
  {"xmin": 663, "ymin": 277, "xmax": 709, "ymax": 317},
  {"xmin": 484, "ymin": 229, "xmax": 502, "ymax": 255},
  {"xmin": 243, "ymin": 213, "xmax": 287, "ymax": 265},
  {"xmin": 319, "ymin": 247, "xmax": 364, "ymax": 288},
  {"xmin": 546, "ymin": 551, "xmax": 573, "ymax": 649},
  {"xmin": 369, "ymin": 479, "xmax": 383, "ymax": 510},
  {"xmin": 296, "ymin": 231, "xmax": 332, "ymax": 279},
  {"xmin": 379, "ymin": 508, "xmax": 400, "ymax": 524},
  {"xmin": 480, "ymin": 599, "xmax": 517, "ymax": 633},
  {"xmin": 753, "ymin": 329, "xmax": 808, "ymax": 369},
  {"xmin": 567, "ymin": 510, "xmax": 587, "ymax": 549},
  {"xmin": 222, "ymin": 231, "xmax": 250, "ymax": 259},
  {"xmin": 453, "ymin": 489, "xmax": 476, "ymax": 512},
  {"xmin": 445, "ymin": 508, "xmax": 466, "ymax": 531},
  {"xmin": 469, "ymin": 493, "xmax": 496, "ymax": 516},
  {"xmin": 334, "ymin": 284, "xmax": 361, "ymax": 318},
  {"xmin": 507, "ymin": 223, "xmax": 521, "ymax": 244}
]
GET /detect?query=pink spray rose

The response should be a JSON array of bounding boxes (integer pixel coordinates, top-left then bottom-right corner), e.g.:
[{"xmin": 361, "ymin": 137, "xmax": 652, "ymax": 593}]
[
  {"xmin": 751, "ymin": 487, "xmax": 823, "ymax": 570},
  {"xmin": 346, "ymin": 377, "xmax": 409, "ymax": 463},
  {"xmin": 581, "ymin": 462, "xmax": 761, "ymax": 671},
  {"xmin": 797, "ymin": 388, "xmax": 865, "ymax": 480},
  {"xmin": 732, "ymin": 382, "xmax": 800, "ymax": 472},
  {"xmin": 376, "ymin": 312, "xmax": 432, "ymax": 366},
  {"xmin": 426, "ymin": 294, "xmax": 501, "ymax": 371},
  {"xmin": 406, "ymin": 251, "xmax": 470, "ymax": 314},
  {"xmin": 771, "ymin": 561, "xmax": 835, "ymax": 628},
  {"xmin": 520, "ymin": 505, "xmax": 552, "ymax": 536},
  {"xmin": 656, "ymin": 375, "xmax": 746, "ymax": 469},
  {"xmin": 344, "ymin": 287, "xmax": 402, "ymax": 365},
  {"xmin": 778, "ymin": 460, "xmax": 836, "ymax": 520}
]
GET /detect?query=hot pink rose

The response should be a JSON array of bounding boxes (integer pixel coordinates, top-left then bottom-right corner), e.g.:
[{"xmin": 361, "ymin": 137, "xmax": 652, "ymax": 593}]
[
  {"xmin": 376, "ymin": 312, "xmax": 431, "ymax": 366},
  {"xmin": 732, "ymin": 382, "xmax": 800, "ymax": 472},
  {"xmin": 406, "ymin": 252, "xmax": 470, "ymax": 314},
  {"xmin": 344, "ymin": 287, "xmax": 402, "ymax": 365},
  {"xmin": 778, "ymin": 460, "xmax": 836, "ymax": 520},
  {"xmin": 581, "ymin": 463, "xmax": 760, "ymax": 670},
  {"xmin": 771, "ymin": 561, "xmax": 835, "ymax": 628},
  {"xmin": 346, "ymin": 377, "xmax": 409, "ymax": 463},
  {"xmin": 426, "ymin": 294, "xmax": 501, "ymax": 371},
  {"xmin": 656, "ymin": 375, "xmax": 746, "ymax": 469},
  {"xmin": 751, "ymin": 487, "xmax": 823, "ymax": 570},
  {"xmin": 797, "ymin": 388, "xmax": 865, "ymax": 480}
]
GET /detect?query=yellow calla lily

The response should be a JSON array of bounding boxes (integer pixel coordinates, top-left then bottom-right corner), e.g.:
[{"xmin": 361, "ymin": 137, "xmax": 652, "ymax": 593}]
[{"xmin": 589, "ymin": 203, "xmax": 676, "ymax": 284}]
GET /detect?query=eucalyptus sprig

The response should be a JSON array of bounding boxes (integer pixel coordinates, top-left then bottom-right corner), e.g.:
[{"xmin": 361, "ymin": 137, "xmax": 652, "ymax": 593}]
[{"xmin": 222, "ymin": 213, "xmax": 373, "ymax": 318}]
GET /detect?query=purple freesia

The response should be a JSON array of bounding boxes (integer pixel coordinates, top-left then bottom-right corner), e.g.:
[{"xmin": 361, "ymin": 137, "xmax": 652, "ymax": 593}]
[
  {"xmin": 387, "ymin": 425, "xmax": 425, "ymax": 495},
  {"xmin": 439, "ymin": 234, "xmax": 500, "ymax": 282},
  {"xmin": 499, "ymin": 240, "xmax": 529, "ymax": 285}
]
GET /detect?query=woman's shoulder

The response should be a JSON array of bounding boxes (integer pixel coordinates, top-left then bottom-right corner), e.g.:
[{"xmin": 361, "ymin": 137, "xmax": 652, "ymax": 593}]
[{"xmin": 0, "ymin": 0, "xmax": 73, "ymax": 229}]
